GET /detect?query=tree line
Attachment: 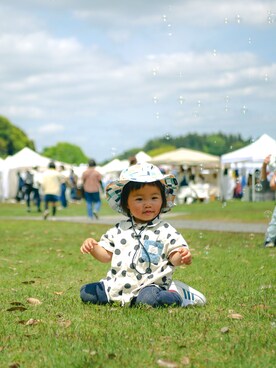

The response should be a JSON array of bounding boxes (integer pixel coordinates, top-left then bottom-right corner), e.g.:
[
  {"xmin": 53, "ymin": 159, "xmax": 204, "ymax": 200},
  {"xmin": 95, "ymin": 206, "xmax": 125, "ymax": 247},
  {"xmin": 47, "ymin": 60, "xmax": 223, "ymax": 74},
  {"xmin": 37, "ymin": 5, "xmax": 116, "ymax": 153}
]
[{"xmin": 0, "ymin": 115, "xmax": 252, "ymax": 165}]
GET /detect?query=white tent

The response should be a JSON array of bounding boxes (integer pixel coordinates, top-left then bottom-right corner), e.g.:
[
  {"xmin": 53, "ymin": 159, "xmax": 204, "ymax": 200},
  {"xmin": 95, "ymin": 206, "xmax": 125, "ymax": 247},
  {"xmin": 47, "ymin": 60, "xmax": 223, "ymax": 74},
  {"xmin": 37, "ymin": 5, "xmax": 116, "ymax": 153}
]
[
  {"xmin": 135, "ymin": 151, "xmax": 151, "ymax": 163},
  {"xmin": 221, "ymin": 134, "xmax": 276, "ymax": 164},
  {"xmin": 1, "ymin": 147, "xmax": 54, "ymax": 199},
  {"xmin": 221, "ymin": 134, "xmax": 276, "ymax": 201},
  {"xmin": 0, "ymin": 158, "xmax": 4, "ymax": 201},
  {"xmin": 149, "ymin": 147, "xmax": 220, "ymax": 167},
  {"xmin": 100, "ymin": 159, "xmax": 129, "ymax": 174}
]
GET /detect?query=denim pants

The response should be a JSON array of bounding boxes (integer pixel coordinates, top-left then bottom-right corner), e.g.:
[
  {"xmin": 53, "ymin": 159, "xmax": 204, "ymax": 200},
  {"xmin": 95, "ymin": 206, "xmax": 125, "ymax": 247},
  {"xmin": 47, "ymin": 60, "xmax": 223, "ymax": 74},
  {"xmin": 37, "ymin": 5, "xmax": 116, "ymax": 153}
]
[
  {"xmin": 60, "ymin": 183, "xmax": 67, "ymax": 208},
  {"xmin": 84, "ymin": 191, "xmax": 101, "ymax": 218},
  {"xmin": 265, "ymin": 205, "xmax": 276, "ymax": 244},
  {"xmin": 80, "ymin": 282, "xmax": 182, "ymax": 307}
]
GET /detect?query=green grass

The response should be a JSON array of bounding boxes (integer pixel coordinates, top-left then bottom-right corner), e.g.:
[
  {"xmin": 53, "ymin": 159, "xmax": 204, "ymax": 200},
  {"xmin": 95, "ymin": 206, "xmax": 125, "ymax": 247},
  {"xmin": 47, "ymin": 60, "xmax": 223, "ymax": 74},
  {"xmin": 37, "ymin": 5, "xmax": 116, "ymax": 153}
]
[
  {"xmin": 1, "ymin": 198, "xmax": 275, "ymax": 224},
  {"xmin": 0, "ymin": 202, "xmax": 275, "ymax": 367}
]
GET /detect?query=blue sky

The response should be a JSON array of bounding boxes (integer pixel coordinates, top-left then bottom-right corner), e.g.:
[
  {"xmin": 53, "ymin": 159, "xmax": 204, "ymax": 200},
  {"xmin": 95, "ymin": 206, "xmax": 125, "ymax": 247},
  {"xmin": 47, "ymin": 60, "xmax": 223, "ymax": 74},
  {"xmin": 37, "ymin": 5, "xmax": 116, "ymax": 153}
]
[{"xmin": 0, "ymin": 0, "xmax": 275, "ymax": 162}]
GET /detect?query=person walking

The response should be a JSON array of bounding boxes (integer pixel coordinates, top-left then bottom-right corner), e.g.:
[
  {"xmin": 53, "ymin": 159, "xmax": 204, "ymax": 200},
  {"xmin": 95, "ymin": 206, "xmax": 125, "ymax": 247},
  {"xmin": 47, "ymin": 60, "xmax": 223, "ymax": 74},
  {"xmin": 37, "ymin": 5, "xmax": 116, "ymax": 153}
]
[
  {"xmin": 41, "ymin": 161, "xmax": 62, "ymax": 220},
  {"xmin": 82, "ymin": 159, "xmax": 103, "ymax": 220}
]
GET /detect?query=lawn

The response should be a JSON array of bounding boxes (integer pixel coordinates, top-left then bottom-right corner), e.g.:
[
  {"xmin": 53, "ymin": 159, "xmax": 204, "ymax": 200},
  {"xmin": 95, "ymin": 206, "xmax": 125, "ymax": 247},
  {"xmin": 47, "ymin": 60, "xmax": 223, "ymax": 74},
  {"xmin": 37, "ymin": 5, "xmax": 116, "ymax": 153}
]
[
  {"xmin": 0, "ymin": 201, "xmax": 275, "ymax": 368},
  {"xmin": 1, "ymin": 197, "xmax": 275, "ymax": 223}
]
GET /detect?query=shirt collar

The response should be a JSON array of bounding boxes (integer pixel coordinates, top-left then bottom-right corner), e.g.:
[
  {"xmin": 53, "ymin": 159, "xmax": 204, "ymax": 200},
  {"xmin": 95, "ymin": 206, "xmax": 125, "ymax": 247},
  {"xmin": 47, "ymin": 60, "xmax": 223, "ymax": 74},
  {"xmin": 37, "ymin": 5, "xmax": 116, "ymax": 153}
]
[{"xmin": 119, "ymin": 216, "xmax": 161, "ymax": 231}]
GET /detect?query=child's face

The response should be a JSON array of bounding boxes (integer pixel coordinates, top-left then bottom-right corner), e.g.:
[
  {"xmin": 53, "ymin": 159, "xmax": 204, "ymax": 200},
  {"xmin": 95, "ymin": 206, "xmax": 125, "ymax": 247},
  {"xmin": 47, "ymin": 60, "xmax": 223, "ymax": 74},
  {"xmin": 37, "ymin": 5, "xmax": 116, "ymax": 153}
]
[{"xmin": 127, "ymin": 184, "xmax": 163, "ymax": 223}]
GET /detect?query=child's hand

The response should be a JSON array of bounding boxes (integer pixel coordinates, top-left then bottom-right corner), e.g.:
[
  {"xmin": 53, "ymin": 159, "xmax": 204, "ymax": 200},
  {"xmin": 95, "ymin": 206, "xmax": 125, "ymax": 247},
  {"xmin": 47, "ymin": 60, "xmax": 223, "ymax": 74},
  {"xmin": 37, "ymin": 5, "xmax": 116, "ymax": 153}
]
[
  {"xmin": 80, "ymin": 238, "xmax": 98, "ymax": 254},
  {"xmin": 178, "ymin": 247, "xmax": 192, "ymax": 265}
]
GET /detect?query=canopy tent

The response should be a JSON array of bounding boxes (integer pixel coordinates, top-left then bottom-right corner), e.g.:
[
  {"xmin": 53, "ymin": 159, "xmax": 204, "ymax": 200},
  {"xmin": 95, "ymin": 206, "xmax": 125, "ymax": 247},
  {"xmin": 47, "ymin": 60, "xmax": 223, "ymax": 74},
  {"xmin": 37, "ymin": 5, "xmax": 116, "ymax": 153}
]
[
  {"xmin": 100, "ymin": 159, "xmax": 129, "ymax": 174},
  {"xmin": 149, "ymin": 148, "xmax": 220, "ymax": 167},
  {"xmin": 4, "ymin": 147, "xmax": 51, "ymax": 169},
  {"xmin": 1, "ymin": 147, "xmax": 64, "ymax": 199},
  {"xmin": 221, "ymin": 134, "xmax": 276, "ymax": 202},
  {"xmin": 135, "ymin": 151, "xmax": 151, "ymax": 163},
  {"xmin": 221, "ymin": 134, "xmax": 276, "ymax": 164}
]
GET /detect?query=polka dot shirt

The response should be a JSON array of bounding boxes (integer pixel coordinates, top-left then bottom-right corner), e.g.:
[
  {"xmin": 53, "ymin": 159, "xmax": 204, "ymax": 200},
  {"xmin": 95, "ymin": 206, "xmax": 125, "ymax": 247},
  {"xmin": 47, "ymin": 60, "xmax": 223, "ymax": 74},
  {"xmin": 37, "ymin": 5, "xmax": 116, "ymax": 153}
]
[{"xmin": 98, "ymin": 217, "xmax": 188, "ymax": 305}]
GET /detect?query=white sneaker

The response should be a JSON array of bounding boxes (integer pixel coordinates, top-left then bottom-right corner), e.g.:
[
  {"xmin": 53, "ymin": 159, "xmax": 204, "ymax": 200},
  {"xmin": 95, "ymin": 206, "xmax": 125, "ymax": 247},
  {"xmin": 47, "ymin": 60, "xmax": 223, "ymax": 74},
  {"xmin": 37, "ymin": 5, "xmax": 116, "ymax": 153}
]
[
  {"xmin": 169, "ymin": 280, "xmax": 206, "ymax": 307},
  {"xmin": 43, "ymin": 210, "xmax": 49, "ymax": 220}
]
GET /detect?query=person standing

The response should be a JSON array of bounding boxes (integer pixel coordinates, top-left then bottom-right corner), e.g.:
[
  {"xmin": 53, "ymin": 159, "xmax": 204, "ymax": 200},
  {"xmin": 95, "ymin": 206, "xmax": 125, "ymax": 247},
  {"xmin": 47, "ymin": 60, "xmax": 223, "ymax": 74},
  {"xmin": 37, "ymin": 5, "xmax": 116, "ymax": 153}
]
[
  {"xmin": 58, "ymin": 165, "xmax": 68, "ymax": 208},
  {"xmin": 82, "ymin": 159, "xmax": 103, "ymax": 220},
  {"xmin": 23, "ymin": 169, "xmax": 34, "ymax": 212},
  {"xmin": 32, "ymin": 167, "xmax": 42, "ymax": 212},
  {"xmin": 15, "ymin": 171, "xmax": 25, "ymax": 202},
  {"xmin": 41, "ymin": 161, "xmax": 62, "ymax": 220},
  {"xmin": 262, "ymin": 154, "xmax": 276, "ymax": 247}
]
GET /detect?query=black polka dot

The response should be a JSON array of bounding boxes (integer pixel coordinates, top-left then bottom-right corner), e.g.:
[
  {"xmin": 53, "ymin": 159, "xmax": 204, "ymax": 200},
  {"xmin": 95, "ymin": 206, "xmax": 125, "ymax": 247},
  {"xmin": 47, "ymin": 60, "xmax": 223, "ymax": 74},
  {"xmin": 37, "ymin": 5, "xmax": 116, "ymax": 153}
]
[
  {"xmin": 121, "ymin": 270, "xmax": 127, "ymax": 277},
  {"xmin": 164, "ymin": 223, "xmax": 169, "ymax": 228},
  {"xmin": 170, "ymin": 238, "xmax": 176, "ymax": 245},
  {"xmin": 121, "ymin": 238, "xmax": 127, "ymax": 245},
  {"xmin": 162, "ymin": 276, "xmax": 167, "ymax": 282},
  {"xmin": 136, "ymin": 274, "xmax": 142, "ymax": 280},
  {"xmin": 130, "ymin": 263, "xmax": 135, "ymax": 269},
  {"xmin": 148, "ymin": 274, "xmax": 154, "ymax": 279},
  {"xmin": 154, "ymin": 230, "xmax": 160, "ymax": 234},
  {"xmin": 144, "ymin": 235, "xmax": 149, "ymax": 240},
  {"xmin": 118, "ymin": 290, "xmax": 123, "ymax": 295},
  {"xmin": 111, "ymin": 269, "xmax": 117, "ymax": 275},
  {"xmin": 117, "ymin": 261, "xmax": 122, "ymax": 267},
  {"xmin": 138, "ymin": 257, "xmax": 144, "ymax": 263},
  {"xmin": 134, "ymin": 244, "xmax": 139, "ymax": 251},
  {"xmin": 167, "ymin": 234, "xmax": 171, "ymax": 239},
  {"xmin": 124, "ymin": 283, "xmax": 131, "ymax": 289},
  {"xmin": 115, "ymin": 249, "xmax": 121, "ymax": 255},
  {"xmin": 146, "ymin": 267, "xmax": 152, "ymax": 274}
]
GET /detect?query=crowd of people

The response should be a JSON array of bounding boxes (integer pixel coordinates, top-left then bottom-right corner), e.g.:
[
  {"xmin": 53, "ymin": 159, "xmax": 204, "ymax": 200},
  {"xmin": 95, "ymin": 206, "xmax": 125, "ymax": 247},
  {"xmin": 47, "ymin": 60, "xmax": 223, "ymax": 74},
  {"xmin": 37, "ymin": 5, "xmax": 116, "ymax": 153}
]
[
  {"xmin": 15, "ymin": 162, "xmax": 81, "ymax": 219},
  {"xmin": 13, "ymin": 154, "xmax": 276, "ymax": 249}
]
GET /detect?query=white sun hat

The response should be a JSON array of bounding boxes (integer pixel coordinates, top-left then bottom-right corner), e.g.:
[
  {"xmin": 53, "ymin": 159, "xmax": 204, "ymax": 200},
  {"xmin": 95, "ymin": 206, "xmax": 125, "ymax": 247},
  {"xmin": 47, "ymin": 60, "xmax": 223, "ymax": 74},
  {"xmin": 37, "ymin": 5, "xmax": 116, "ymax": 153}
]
[{"xmin": 105, "ymin": 162, "xmax": 178, "ymax": 216}]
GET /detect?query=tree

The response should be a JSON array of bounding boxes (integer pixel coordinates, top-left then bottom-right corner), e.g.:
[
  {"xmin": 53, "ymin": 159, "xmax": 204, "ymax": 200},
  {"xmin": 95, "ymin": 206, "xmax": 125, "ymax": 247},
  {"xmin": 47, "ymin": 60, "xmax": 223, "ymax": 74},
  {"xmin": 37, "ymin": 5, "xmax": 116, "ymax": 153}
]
[
  {"xmin": 0, "ymin": 115, "xmax": 35, "ymax": 158},
  {"xmin": 42, "ymin": 142, "xmax": 88, "ymax": 165}
]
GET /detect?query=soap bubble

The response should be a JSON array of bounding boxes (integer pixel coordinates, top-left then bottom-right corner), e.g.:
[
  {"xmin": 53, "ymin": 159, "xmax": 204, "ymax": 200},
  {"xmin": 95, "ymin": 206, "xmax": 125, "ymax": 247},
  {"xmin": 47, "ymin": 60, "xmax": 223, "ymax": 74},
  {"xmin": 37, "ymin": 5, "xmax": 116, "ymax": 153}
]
[
  {"xmin": 264, "ymin": 210, "xmax": 272, "ymax": 218},
  {"xmin": 179, "ymin": 95, "xmax": 184, "ymax": 104},
  {"xmin": 255, "ymin": 183, "xmax": 263, "ymax": 192},
  {"xmin": 267, "ymin": 11, "xmax": 275, "ymax": 24},
  {"xmin": 241, "ymin": 105, "xmax": 247, "ymax": 115},
  {"xmin": 235, "ymin": 14, "xmax": 242, "ymax": 24}
]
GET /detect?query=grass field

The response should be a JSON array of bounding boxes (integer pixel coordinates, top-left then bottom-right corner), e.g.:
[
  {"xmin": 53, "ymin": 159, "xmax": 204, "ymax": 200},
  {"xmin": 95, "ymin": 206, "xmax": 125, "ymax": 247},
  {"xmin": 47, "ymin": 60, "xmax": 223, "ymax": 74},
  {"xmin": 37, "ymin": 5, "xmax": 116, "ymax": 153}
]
[
  {"xmin": 1, "ymin": 197, "xmax": 275, "ymax": 223},
  {"xmin": 0, "ymin": 201, "xmax": 275, "ymax": 368}
]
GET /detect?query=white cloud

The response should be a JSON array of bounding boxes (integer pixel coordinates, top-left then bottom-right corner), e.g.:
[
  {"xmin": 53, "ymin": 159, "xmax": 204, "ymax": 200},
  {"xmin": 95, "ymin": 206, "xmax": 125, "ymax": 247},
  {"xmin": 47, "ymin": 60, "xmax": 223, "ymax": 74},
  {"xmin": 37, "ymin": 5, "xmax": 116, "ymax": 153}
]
[
  {"xmin": 0, "ymin": 0, "xmax": 275, "ymax": 161},
  {"xmin": 38, "ymin": 124, "xmax": 65, "ymax": 134}
]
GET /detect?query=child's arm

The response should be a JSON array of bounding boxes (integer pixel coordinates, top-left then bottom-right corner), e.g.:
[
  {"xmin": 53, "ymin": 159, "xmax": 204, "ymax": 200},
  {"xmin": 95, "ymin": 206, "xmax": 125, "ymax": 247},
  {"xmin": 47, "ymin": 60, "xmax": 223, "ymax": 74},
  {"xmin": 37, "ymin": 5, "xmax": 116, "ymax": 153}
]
[
  {"xmin": 169, "ymin": 247, "xmax": 192, "ymax": 266},
  {"xmin": 80, "ymin": 238, "xmax": 113, "ymax": 263}
]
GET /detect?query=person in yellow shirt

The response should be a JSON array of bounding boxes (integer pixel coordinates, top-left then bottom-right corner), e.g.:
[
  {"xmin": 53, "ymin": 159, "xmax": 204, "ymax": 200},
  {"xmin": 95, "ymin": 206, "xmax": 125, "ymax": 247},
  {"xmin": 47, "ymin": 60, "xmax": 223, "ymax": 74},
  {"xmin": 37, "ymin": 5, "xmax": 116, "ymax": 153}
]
[{"xmin": 41, "ymin": 161, "xmax": 62, "ymax": 220}]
